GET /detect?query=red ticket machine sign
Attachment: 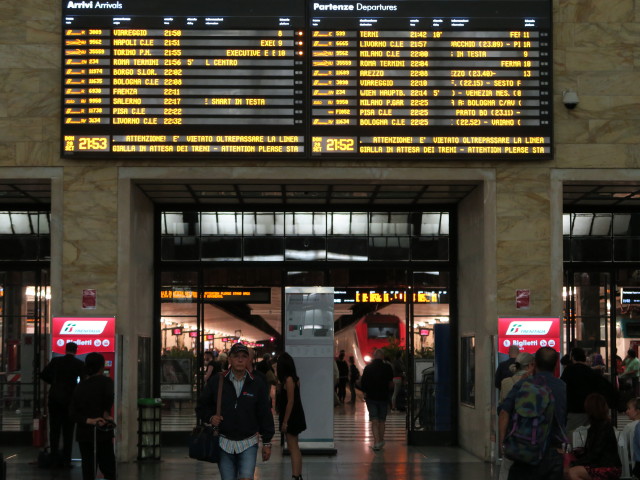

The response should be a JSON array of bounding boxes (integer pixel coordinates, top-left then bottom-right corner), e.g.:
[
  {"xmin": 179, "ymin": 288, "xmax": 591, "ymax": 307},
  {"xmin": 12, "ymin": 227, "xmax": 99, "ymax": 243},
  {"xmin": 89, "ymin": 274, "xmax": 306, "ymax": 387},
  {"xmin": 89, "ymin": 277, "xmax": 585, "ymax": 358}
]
[
  {"xmin": 498, "ymin": 317, "xmax": 561, "ymax": 371},
  {"xmin": 51, "ymin": 316, "xmax": 116, "ymax": 379}
]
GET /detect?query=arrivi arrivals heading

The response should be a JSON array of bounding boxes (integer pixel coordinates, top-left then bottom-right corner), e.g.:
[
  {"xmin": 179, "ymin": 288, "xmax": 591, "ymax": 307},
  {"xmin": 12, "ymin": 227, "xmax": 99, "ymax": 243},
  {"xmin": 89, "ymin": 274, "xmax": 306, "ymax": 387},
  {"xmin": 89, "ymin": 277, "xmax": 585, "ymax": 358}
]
[{"xmin": 67, "ymin": 1, "xmax": 124, "ymax": 9}]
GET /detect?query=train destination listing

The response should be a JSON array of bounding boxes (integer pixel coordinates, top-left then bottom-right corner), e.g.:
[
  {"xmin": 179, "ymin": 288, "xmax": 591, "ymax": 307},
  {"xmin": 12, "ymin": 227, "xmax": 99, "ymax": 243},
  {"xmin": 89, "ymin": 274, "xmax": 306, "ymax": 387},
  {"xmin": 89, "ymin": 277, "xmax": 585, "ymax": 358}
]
[{"xmin": 61, "ymin": 0, "xmax": 552, "ymax": 159}]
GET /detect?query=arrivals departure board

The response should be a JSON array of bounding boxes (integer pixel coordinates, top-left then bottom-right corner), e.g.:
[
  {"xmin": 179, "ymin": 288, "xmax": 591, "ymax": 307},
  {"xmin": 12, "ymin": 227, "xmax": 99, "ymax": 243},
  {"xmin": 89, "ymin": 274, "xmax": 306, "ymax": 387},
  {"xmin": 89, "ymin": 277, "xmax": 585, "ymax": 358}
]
[{"xmin": 61, "ymin": 0, "xmax": 552, "ymax": 159}]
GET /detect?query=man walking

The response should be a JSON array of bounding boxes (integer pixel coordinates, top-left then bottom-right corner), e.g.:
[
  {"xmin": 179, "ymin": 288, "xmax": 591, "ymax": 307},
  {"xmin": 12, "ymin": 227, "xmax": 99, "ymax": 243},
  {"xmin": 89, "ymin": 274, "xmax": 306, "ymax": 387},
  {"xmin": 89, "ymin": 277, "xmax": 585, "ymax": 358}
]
[
  {"xmin": 361, "ymin": 349, "xmax": 394, "ymax": 451},
  {"xmin": 40, "ymin": 341, "xmax": 85, "ymax": 468},
  {"xmin": 197, "ymin": 343, "xmax": 274, "ymax": 480},
  {"xmin": 498, "ymin": 347, "xmax": 567, "ymax": 480}
]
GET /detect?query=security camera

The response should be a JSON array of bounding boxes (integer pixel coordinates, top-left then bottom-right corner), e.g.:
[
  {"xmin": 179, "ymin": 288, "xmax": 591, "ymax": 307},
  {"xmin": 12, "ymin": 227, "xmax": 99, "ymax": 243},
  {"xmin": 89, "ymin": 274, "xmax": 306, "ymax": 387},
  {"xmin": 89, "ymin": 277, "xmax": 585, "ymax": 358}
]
[{"xmin": 562, "ymin": 89, "xmax": 579, "ymax": 109}]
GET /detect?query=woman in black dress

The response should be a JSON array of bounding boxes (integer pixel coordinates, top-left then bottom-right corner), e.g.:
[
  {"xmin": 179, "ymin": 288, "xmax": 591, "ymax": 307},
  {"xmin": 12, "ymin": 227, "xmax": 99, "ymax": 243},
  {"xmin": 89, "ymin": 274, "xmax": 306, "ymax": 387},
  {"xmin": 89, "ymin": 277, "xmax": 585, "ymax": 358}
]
[{"xmin": 276, "ymin": 352, "xmax": 307, "ymax": 480}]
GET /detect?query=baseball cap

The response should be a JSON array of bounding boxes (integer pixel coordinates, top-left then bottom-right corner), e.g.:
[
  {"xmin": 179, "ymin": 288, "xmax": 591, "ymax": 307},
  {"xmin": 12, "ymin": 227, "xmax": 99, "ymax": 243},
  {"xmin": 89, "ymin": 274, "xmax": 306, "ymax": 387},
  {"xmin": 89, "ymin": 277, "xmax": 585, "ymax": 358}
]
[{"xmin": 229, "ymin": 343, "xmax": 249, "ymax": 356}]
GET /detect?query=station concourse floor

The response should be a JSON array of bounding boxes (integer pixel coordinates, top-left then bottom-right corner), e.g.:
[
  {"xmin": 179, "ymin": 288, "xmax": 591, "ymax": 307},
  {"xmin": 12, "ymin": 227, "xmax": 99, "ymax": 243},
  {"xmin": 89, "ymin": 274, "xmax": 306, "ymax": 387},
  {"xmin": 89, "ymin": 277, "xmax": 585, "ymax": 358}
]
[
  {"xmin": 3, "ymin": 396, "xmax": 496, "ymax": 480},
  {"xmin": 3, "ymin": 443, "xmax": 495, "ymax": 480}
]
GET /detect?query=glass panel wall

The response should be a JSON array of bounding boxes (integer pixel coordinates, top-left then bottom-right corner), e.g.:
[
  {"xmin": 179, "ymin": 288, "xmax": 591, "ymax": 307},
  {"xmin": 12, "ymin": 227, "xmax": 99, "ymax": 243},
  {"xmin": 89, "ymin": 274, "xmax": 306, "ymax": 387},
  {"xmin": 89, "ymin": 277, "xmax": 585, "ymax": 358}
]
[
  {"xmin": 0, "ymin": 270, "xmax": 50, "ymax": 435},
  {"xmin": 0, "ymin": 209, "xmax": 51, "ymax": 437},
  {"xmin": 161, "ymin": 211, "xmax": 449, "ymax": 262},
  {"xmin": 563, "ymin": 211, "xmax": 640, "ymax": 425},
  {"xmin": 157, "ymin": 208, "xmax": 455, "ymax": 445},
  {"xmin": 408, "ymin": 270, "xmax": 452, "ymax": 443}
]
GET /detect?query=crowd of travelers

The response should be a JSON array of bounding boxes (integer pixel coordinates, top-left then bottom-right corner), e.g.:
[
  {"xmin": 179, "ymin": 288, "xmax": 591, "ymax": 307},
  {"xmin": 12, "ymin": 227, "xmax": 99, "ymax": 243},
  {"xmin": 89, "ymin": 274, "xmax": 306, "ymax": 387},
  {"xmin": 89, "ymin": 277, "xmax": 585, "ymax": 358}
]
[{"xmin": 496, "ymin": 345, "xmax": 640, "ymax": 480}]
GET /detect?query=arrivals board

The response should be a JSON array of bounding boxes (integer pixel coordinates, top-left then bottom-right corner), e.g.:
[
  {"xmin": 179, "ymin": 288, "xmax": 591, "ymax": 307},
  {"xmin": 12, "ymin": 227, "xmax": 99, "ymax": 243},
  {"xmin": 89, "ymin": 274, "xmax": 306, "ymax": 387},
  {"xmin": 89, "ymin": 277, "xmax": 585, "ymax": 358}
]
[{"xmin": 61, "ymin": 0, "xmax": 552, "ymax": 159}]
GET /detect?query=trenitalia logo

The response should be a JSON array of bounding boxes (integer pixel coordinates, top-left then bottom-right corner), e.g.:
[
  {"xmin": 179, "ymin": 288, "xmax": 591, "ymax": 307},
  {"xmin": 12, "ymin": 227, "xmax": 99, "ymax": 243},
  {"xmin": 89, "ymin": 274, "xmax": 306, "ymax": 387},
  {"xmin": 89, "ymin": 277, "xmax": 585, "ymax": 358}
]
[
  {"xmin": 505, "ymin": 321, "xmax": 553, "ymax": 335},
  {"xmin": 59, "ymin": 320, "xmax": 108, "ymax": 335}
]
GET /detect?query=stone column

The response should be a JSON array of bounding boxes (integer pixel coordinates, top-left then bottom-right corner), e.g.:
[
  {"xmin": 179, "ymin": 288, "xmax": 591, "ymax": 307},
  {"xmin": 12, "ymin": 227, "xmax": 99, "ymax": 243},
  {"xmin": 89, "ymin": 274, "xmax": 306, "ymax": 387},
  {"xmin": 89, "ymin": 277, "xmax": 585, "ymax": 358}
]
[
  {"xmin": 496, "ymin": 167, "xmax": 555, "ymax": 316},
  {"xmin": 61, "ymin": 166, "xmax": 118, "ymax": 315}
]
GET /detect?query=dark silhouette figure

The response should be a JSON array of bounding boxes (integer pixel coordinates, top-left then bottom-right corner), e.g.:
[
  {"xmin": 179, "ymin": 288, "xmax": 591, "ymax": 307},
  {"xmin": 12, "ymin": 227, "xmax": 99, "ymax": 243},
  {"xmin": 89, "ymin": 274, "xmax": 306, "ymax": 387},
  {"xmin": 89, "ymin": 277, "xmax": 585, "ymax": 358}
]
[{"xmin": 40, "ymin": 342, "xmax": 85, "ymax": 467}]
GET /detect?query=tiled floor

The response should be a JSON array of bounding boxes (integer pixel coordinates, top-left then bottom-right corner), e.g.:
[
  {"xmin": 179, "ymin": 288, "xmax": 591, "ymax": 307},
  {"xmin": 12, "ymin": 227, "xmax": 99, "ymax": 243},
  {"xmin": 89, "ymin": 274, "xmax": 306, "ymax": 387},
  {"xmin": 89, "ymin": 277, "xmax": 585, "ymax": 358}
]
[
  {"xmin": 3, "ymin": 443, "xmax": 495, "ymax": 480},
  {"xmin": 2, "ymin": 395, "xmax": 496, "ymax": 479}
]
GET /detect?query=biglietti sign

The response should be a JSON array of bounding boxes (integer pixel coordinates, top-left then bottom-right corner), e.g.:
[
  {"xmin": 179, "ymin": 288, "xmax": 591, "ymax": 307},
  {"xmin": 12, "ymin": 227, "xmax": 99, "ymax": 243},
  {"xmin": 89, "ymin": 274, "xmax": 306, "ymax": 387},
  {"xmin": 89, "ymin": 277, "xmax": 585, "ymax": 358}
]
[
  {"xmin": 52, "ymin": 317, "xmax": 115, "ymax": 354},
  {"xmin": 497, "ymin": 317, "xmax": 561, "ymax": 361}
]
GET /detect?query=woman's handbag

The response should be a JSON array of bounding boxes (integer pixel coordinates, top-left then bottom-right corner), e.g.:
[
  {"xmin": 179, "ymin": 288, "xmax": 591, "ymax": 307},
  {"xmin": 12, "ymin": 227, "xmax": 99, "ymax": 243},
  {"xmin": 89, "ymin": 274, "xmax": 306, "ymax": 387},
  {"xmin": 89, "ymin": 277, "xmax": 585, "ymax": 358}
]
[{"xmin": 189, "ymin": 373, "xmax": 224, "ymax": 463}]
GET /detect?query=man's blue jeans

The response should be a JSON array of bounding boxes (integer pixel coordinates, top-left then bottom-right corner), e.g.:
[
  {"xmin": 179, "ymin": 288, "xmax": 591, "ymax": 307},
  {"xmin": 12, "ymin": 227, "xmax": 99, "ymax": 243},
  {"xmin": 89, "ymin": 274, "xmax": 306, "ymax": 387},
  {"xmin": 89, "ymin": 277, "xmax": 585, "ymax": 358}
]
[{"xmin": 218, "ymin": 444, "xmax": 258, "ymax": 480}]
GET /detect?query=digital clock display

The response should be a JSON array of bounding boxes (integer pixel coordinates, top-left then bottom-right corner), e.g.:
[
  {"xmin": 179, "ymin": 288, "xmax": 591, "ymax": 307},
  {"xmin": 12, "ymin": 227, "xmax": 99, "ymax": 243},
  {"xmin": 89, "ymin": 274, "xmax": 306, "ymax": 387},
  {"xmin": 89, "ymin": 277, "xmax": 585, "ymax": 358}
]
[
  {"xmin": 61, "ymin": 0, "xmax": 552, "ymax": 159},
  {"xmin": 64, "ymin": 135, "xmax": 110, "ymax": 152}
]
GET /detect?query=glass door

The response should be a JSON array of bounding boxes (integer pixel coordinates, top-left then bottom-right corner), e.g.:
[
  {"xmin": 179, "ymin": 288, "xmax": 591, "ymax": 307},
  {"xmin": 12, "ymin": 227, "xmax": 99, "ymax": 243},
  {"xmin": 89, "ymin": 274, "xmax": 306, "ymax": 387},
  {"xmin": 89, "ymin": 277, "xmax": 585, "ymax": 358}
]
[
  {"xmin": 0, "ymin": 269, "xmax": 50, "ymax": 435},
  {"xmin": 158, "ymin": 269, "xmax": 200, "ymax": 434},
  {"xmin": 614, "ymin": 269, "xmax": 640, "ymax": 398},
  {"xmin": 563, "ymin": 270, "xmax": 615, "ymax": 382},
  {"xmin": 408, "ymin": 270, "xmax": 454, "ymax": 444}
]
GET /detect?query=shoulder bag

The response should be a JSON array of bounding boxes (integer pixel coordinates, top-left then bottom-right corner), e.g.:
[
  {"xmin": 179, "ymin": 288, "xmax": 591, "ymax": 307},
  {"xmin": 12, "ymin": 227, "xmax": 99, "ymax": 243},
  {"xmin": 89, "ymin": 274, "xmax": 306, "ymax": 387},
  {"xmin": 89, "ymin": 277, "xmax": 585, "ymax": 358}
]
[{"xmin": 189, "ymin": 373, "xmax": 223, "ymax": 463}]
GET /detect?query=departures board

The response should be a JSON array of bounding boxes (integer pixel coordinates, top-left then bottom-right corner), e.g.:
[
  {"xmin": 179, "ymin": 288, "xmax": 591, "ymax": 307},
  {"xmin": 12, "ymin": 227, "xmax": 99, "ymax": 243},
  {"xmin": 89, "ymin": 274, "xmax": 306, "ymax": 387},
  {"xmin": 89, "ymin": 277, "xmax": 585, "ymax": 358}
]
[{"xmin": 61, "ymin": 0, "xmax": 552, "ymax": 159}]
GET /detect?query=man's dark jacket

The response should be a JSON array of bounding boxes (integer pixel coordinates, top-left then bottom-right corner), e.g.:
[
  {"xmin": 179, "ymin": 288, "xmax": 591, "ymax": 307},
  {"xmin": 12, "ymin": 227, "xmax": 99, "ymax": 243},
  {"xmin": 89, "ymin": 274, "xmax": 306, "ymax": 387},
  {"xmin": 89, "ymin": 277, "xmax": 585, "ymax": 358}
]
[
  {"xmin": 560, "ymin": 362, "xmax": 616, "ymax": 412},
  {"xmin": 196, "ymin": 370, "xmax": 274, "ymax": 443},
  {"xmin": 41, "ymin": 354, "xmax": 85, "ymax": 405},
  {"xmin": 69, "ymin": 374, "xmax": 114, "ymax": 442}
]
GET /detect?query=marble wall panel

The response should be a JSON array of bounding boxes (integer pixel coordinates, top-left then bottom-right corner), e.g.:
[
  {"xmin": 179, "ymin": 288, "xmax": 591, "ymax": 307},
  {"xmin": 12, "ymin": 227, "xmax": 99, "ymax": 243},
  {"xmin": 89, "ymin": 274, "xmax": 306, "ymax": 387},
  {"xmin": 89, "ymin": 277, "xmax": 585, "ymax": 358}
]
[
  {"xmin": 0, "ymin": 21, "xmax": 26, "ymax": 44},
  {"xmin": 497, "ymin": 216, "xmax": 551, "ymax": 242},
  {"xmin": 497, "ymin": 168, "xmax": 550, "ymax": 189},
  {"xmin": 0, "ymin": 118, "xmax": 43, "ymax": 142},
  {"xmin": 495, "ymin": 168, "xmax": 553, "ymax": 317},
  {"xmin": 555, "ymin": 144, "xmax": 632, "ymax": 167},
  {"xmin": 554, "ymin": 116, "xmax": 591, "ymax": 144},
  {"xmin": 574, "ymin": 24, "xmax": 640, "ymax": 47},
  {"xmin": 554, "ymin": 0, "xmax": 634, "ymax": 23},
  {"xmin": 9, "ymin": 0, "xmax": 58, "ymax": 21},
  {"xmin": 588, "ymin": 120, "xmax": 640, "ymax": 144},
  {"xmin": 576, "ymin": 71, "xmax": 640, "ymax": 95},
  {"xmin": 0, "ymin": 143, "xmax": 17, "ymax": 164},
  {"xmin": 496, "ymin": 265, "xmax": 553, "ymax": 293},
  {"xmin": 554, "ymin": 23, "xmax": 576, "ymax": 51},
  {"xmin": 565, "ymin": 47, "xmax": 633, "ymax": 71},
  {"xmin": 496, "ymin": 190, "xmax": 550, "ymax": 216},
  {"xmin": 15, "ymin": 141, "xmax": 55, "ymax": 166},
  {"xmin": 62, "ymin": 166, "xmax": 118, "ymax": 315},
  {"xmin": 558, "ymin": 96, "xmax": 640, "ymax": 121},
  {"xmin": 0, "ymin": 45, "xmax": 59, "ymax": 69},
  {"xmin": 0, "ymin": 70, "xmax": 42, "ymax": 94},
  {"xmin": 497, "ymin": 239, "xmax": 551, "ymax": 267},
  {"xmin": 26, "ymin": 20, "xmax": 60, "ymax": 44},
  {"xmin": 630, "ymin": 144, "xmax": 640, "ymax": 167},
  {"xmin": 9, "ymin": 92, "xmax": 58, "ymax": 117}
]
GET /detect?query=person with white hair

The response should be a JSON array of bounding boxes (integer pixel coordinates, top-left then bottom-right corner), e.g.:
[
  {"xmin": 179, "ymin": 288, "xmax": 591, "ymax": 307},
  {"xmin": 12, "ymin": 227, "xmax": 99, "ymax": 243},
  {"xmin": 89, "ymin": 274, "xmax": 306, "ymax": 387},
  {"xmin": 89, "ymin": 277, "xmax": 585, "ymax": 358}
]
[
  {"xmin": 499, "ymin": 352, "xmax": 535, "ymax": 403},
  {"xmin": 495, "ymin": 345, "xmax": 521, "ymax": 391}
]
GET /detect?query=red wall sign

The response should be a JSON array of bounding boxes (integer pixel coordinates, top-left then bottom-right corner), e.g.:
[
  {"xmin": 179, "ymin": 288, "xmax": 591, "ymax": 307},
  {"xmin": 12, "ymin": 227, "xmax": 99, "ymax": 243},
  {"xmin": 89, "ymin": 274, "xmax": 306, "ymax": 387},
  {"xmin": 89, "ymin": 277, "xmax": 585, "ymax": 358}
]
[
  {"xmin": 498, "ymin": 317, "xmax": 561, "ymax": 358},
  {"xmin": 51, "ymin": 317, "xmax": 116, "ymax": 355}
]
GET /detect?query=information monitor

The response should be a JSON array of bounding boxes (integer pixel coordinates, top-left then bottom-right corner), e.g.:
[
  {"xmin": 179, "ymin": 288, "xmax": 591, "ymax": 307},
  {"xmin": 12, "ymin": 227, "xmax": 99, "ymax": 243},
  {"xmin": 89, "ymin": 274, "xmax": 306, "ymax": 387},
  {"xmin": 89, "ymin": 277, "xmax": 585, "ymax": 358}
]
[{"xmin": 61, "ymin": 0, "xmax": 552, "ymax": 159}]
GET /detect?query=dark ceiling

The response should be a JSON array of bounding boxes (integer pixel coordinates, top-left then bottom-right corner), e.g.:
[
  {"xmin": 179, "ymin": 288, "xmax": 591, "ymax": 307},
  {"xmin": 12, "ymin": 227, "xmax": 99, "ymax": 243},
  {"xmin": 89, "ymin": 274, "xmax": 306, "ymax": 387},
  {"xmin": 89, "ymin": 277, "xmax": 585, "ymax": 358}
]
[
  {"xmin": 135, "ymin": 181, "xmax": 478, "ymax": 205},
  {"xmin": 3, "ymin": 179, "xmax": 640, "ymax": 207}
]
